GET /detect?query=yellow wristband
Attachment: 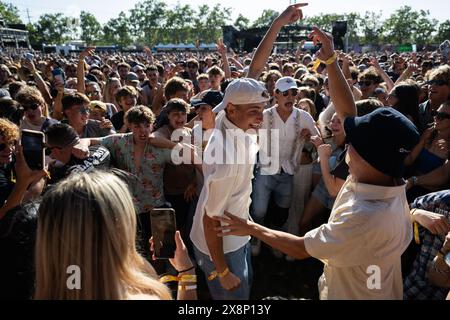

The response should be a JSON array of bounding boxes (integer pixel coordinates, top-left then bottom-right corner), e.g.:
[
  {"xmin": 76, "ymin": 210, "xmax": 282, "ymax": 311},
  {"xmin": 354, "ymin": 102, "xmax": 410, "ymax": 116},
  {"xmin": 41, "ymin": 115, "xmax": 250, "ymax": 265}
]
[
  {"xmin": 414, "ymin": 222, "xmax": 420, "ymax": 245},
  {"xmin": 208, "ymin": 268, "xmax": 230, "ymax": 281},
  {"xmin": 320, "ymin": 52, "xmax": 338, "ymax": 65},
  {"xmin": 159, "ymin": 275, "xmax": 179, "ymax": 283},
  {"xmin": 179, "ymin": 275, "xmax": 197, "ymax": 283}
]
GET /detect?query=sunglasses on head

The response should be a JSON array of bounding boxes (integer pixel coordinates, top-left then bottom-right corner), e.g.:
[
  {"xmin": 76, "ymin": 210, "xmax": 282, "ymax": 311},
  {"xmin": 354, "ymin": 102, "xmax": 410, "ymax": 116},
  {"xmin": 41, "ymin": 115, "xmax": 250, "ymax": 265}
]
[
  {"xmin": 0, "ymin": 141, "xmax": 15, "ymax": 152},
  {"xmin": 427, "ymin": 79, "xmax": 448, "ymax": 86},
  {"xmin": 279, "ymin": 89, "xmax": 298, "ymax": 97},
  {"xmin": 23, "ymin": 103, "xmax": 40, "ymax": 111},
  {"xmin": 358, "ymin": 80, "xmax": 374, "ymax": 87},
  {"xmin": 433, "ymin": 111, "xmax": 450, "ymax": 120}
]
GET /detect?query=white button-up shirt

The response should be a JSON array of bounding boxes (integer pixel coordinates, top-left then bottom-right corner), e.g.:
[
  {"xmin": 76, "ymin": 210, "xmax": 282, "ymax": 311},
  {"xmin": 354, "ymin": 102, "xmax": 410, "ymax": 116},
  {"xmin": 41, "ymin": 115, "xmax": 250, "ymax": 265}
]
[
  {"xmin": 304, "ymin": 177, "xmax": 412, "ymax": 300},
  {"xmin": 190, "ymin": 112, "xmax": 258, "ymax": 257},
  {"xmin": 259, "ymin": 106, "xmax": 318, "ymax": 176}
]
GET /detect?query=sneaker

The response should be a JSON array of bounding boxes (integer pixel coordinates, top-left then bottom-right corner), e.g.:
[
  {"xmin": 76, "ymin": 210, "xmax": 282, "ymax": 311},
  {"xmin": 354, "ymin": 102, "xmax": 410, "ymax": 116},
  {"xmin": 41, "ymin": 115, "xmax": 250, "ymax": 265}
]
[
  {"xmin": 271, "ymin": 248, "xmax": 284, "ymax": 259},
  {"xmin": 251, "ymin": 238, "xmax": 261, "ymax": 256}
]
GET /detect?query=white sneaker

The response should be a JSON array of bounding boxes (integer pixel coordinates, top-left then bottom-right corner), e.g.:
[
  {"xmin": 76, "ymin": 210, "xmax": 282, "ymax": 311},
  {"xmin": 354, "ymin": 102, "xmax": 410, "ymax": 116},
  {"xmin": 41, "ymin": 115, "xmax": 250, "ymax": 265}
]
[{"xmin": 251, "ymin": 238, "xmax": 261, "ymax": 256}]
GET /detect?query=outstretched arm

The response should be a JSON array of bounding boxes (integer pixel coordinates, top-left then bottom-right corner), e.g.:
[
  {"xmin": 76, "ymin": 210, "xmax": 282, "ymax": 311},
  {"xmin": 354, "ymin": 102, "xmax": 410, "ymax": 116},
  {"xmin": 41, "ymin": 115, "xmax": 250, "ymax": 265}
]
[{"xmin": 214, "ymin": 212, "xmax": 310, "ymax": 260}]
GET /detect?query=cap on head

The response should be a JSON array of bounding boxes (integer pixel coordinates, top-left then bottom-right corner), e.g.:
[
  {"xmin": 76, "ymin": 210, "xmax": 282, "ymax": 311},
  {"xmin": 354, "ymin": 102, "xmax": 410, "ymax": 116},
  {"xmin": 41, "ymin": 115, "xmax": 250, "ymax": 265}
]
[
  {"xmin": 126, "ymin": 72, "xmax": 140, "ymax": 83},
  {"xmin": 192, "ymin": 90, "xmax": 224, "ymax": 109},
  {"xmin": 344, "ymin": 108, "xmax": 420, "ymax": 178},
  {"xmin": 275, "ymin": 77, "xmax": 298, "ymax": 93},
  {"xmin": 212, "ymin": 78, "xmax": 269, "ymax": 113}
]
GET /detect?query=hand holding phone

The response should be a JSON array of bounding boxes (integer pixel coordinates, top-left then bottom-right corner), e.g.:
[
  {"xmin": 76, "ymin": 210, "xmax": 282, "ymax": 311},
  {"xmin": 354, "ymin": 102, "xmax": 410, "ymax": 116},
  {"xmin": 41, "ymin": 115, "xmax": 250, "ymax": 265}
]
[
  {"xmin": 21, "ymin": 129, "xmax": 45, "ymax": 170},
  {"xmin": 150, "ymin": 208, "xmax": 177, "ymax": 259},
  {"xmin": 52, "ymin": 67, "xmax": 66, "ymax": 85}
]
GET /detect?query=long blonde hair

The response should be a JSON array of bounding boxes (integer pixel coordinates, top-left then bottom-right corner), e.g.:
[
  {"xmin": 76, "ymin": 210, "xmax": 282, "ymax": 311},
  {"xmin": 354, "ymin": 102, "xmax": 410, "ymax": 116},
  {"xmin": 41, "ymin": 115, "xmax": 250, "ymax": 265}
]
[{"xmin": 35, "ymin": 171, "xmax": 171, "ymax": 300}]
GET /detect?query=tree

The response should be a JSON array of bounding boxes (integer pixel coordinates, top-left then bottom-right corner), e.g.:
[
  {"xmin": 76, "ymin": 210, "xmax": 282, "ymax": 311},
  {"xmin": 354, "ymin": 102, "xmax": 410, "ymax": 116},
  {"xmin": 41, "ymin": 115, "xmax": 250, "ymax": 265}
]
[
  {"xmin": 413, "ymin": 10, "xmax": 437, "ymax": 45},
  {"xmin": 359, "ymin": 11, "xmax": 384, "ymax": 45},
  {"xmin": 201, "ymin": 4, "xmax": 232, "ymax": 43},
  {"xmin": 80, "ymin": 11, "xmax": 102, "ymax": 45},
  {"xmin": 102, "ymin": 12, "xmax": 132, "ymax": 47},
  {"xmin": 437, "ymin": 20, "xmax": 450, "ymax": 43},
  {"xmin": 34, "ymin": 13, "xmax": 70, "ymax": 45},
  {"xmin": 234, "ymin": 14, "xmax": 250, "ymax": 30},
  {"xmin": 252, "ymin": 9, "xmax": 279, "ymax": 28},
  {"xmin": 163, "ymin": 4, "xmax": 194, "ymax": 44},
  {"xmin": 128, "ymin": 0, "xmax": 167, "ymax": 46},
  {"xmin": 383, "ymin": 6, "xmax": 419, "ymax": 44},
  {"xmin": 0, "ymin": 1, "xmax": 22, "ymax": 24}
]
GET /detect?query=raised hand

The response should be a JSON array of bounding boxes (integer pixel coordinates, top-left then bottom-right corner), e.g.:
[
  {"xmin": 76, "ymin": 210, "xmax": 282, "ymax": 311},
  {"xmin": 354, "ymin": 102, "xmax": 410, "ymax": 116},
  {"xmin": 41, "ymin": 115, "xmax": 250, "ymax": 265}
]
[
  {"xmin": 216, "ymin": 38, "xmax": 227, "ymax": 56},
  {"xmin": 80, "ymin": 46, "xmax": 95, "ymax": 60},
  {"xmin": 309, "ymin": 27, "xmax": 335, "ymax": 61},
  {"xmin": 275, "ymin": 3, "xmax": 308, "ymax": 26}
]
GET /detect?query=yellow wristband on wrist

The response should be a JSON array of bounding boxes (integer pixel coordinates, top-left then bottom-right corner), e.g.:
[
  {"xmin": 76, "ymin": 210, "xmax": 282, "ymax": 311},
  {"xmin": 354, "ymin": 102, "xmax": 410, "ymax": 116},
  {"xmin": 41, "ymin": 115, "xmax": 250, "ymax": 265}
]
[
  {"xmin": 320, "ymin": 52, "xmax": 338, "ymax": 65},
  {"xmin": 208, "ymin": 267, "xmax": 230, "ymax": 281}
]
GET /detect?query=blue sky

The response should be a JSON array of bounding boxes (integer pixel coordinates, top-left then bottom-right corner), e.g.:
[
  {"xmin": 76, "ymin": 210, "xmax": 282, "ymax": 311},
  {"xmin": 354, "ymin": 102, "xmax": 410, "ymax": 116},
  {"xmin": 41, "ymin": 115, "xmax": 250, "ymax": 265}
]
[{"xmin": 9, "ymin": 0, "xmax": 450, "ymax": 24}]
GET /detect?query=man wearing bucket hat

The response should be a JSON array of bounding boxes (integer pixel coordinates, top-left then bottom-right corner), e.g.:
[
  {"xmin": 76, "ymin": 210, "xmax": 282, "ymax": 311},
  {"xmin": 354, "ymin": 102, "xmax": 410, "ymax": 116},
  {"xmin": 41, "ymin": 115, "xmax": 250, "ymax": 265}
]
[
  {"xmin": 214, "ymin": 27, "xmax": 420, "ymax": 300},
  {"xmin": 190, "ymin": 3, "xmax": 309, "ymax": 300}
]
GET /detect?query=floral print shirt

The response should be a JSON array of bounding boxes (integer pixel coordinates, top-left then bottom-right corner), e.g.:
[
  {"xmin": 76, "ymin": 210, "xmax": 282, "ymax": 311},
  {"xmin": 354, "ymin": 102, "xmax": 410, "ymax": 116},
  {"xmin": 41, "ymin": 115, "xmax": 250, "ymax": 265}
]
[{"xmin": 101, "ymin": 133, "xmax": 172, "ymax": 213}]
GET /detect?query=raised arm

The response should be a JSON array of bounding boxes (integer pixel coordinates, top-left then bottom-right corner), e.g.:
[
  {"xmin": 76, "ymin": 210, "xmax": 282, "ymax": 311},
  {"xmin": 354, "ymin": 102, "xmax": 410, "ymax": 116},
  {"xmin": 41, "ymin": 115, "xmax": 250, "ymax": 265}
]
[
  {"xmin": 77, "ymin": 47, "xmax": 95, "ymax": 94},
  {"xmin": 309, "ymin": 27, "xmax": 356, "ymax": 121},
  {"xmin": 217, "ymin": 39, "xmax": 231, "ymax": 79},
  {"xmin": 247, "ymin": 3, "xmax": 308, "ymax": 79},
  {"xmin": 370, "ymin": 56, "xmax": 395, "ymax": 92}
]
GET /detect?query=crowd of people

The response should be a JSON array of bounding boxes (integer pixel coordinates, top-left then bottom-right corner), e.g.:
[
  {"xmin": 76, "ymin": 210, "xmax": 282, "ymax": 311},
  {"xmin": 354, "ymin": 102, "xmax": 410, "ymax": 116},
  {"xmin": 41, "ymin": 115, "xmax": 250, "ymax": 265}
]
[{"xmin": 0, "ymin": 3, "xmax": 449, "ymax": 300}]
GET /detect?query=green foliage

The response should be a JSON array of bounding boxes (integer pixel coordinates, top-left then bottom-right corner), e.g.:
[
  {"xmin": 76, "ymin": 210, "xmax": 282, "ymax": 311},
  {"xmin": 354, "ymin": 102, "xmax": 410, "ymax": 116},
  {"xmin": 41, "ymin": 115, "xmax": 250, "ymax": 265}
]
[
  {"xmin": 0, "ymin": 1, "xmax": 22, "ymax": 24},
  {"xmin": 22, "ymin": 1, "xmax": 449, "ymax": 48},
  {"xmin": 80, "ymin": 11, "xmax": 102, "ymax": 45}
]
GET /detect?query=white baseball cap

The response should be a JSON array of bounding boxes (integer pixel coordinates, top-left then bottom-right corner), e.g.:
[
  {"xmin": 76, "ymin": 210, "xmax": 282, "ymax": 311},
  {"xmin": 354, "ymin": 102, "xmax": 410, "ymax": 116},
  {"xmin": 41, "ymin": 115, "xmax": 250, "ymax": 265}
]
[
  {"xmin": 212, "ymin": 78, "xmax": 270, "ymax": 113},
  {"xmin": 275, "ymin": 77, "xmax": 298, "ymax": 92}
]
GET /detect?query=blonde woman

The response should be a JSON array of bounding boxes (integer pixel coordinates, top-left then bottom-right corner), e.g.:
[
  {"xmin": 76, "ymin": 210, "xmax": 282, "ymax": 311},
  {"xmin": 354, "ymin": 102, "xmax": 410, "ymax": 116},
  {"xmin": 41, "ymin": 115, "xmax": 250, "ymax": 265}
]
[
  {"xmin": 103, "ymin": 77, "xmax": 122, "ymax": 108},
  {"xmin": 35, "ymin": 171, "xmax": 196, "ymax": 300}
]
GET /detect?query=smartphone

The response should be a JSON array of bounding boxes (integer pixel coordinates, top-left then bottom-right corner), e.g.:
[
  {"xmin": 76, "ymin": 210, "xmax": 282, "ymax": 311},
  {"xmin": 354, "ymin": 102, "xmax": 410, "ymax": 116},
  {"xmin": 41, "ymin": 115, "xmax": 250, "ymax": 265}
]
[
  {"xmin": 52, "ymin": 67, "xmax": 66, "ymax": 85},
  {"xmin": 150, "ymin": 208, "xmax": 177, "ymax": 259},
  {"xmin": 21, "ymin": 130, "xmax": 45, "ymax": 170}
]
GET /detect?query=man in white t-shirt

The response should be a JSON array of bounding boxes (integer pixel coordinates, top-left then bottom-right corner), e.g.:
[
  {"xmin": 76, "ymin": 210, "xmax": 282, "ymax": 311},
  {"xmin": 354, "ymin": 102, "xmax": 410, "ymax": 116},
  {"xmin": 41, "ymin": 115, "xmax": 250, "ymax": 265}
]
[
  {"xmin": 214, "ymin": 27, "xmax": 420, "ymax": 300},
  {"xmin": 251, "ymin": 76, "xmax": 318, "ymax": 256},
  {"xmin": 190, "ymin": 3, "xmax": 308, "ymax": 300},
  {"xmin": 190, "ymin": 78, "xmax": 268, "ymax": 300}
]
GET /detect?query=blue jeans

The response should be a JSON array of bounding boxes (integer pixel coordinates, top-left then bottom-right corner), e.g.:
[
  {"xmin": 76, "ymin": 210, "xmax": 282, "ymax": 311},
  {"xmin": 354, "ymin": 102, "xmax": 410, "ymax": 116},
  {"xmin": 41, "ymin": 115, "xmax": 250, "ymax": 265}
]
[
  {"xmin": 194, "ymin": 242, "xmax": 252, "ymax": 300},
  {"xmin": 251, "ymin": 171, "xmax": 293, "ymax": 225}
]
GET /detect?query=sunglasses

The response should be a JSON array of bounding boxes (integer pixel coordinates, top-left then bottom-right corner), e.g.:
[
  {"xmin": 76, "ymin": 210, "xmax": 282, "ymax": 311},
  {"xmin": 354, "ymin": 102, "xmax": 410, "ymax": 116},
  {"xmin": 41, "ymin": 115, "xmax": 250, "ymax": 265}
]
[
  {"xmin": 86, "ymin": 91, "xmax": 100, "ymax": 97},
  {"xmin": 279, "ymin": 89, "xmax": 299, "ymax": 97},
  {"xmin": 23, "ymin": 103, "xmax": 40, "ymax": 111},
  {"xmin": 188, "ymin": 64, "xmax": 198, "ymax": 69},
  {"xmin": 427, "ymin": 80, "xmax": 448, "ymax": 86},
  {"xmin": 358, "ymin": 81, "xmax": 374, "ymax": 87},
  {"xmin": 0, "ymin": 141, "xmax": 15, "ymax": 152},
  {"xmin": 303, "ymin": 82, "xmax": 317, "ymax": 87},
  {"xmin": 433, "ymin": 111, "xmax": 450, "ymax": 120},
  {"xmin": 76, "ymin": 106, "xmax": 90, "ymax": 115}
]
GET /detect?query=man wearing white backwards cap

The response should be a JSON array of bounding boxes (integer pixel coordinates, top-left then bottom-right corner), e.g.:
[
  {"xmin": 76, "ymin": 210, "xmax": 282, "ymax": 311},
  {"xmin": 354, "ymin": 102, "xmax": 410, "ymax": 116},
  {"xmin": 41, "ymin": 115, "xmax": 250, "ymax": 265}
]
[
  {"xmin": 250, "ymin": 76, "xmax": 319, "ymax": 258},
  {"xmin": 190, "ymin": 2, "xmax": 308, "ymax": 300}
]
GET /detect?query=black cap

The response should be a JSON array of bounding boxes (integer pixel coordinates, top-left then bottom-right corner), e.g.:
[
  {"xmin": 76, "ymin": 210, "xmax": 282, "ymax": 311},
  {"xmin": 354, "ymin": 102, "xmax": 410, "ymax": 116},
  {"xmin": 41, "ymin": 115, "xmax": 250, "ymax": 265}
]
[
  {"xmin": 191, "ymin": 90, "xmax": 223, "ymax": 109},
  {"xmin": 344, "ymin": 108, "xmax": 420, "ymax": 178}
]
